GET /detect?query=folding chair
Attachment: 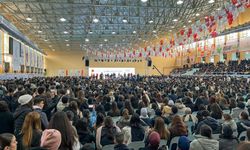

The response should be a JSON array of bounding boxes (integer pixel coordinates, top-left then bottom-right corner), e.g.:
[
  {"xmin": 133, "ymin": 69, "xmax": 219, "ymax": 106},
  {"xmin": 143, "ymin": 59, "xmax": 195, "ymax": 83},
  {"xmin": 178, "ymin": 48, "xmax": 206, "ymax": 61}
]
[{"xmin": 128, "ymin": 141, "xmax": 145, "ymax": 150}]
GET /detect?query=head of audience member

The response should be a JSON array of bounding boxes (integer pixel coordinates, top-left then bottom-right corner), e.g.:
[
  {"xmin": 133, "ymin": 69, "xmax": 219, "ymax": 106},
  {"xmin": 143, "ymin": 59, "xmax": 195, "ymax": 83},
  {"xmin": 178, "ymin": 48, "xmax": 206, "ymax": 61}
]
[
  {"xmin": 223, "ymin": 114, "xmax": 233, "ymax": 121},
  {"xmin": 40, "ymin": 129, "xmax": 61, "ymax": 150},
  {"xmin": 130, "ymin": 113, "xmax": 141, "ymax": 128},
  {"xmin": 37, "ymin": 86, "xmax": 46, "ymax": 95},
  {"xmin": 200, "ymin": 125, "xmax": 212, "ymax": 139},
  {"xmin": 171, "ymin": 105, "xmax": 178, "ymax": 115},
  {"xmin": 0, "ymin": 133, "xmax": 17, "ymax": 150},
  {"xmin": 0, "ymin": 101, "xmax": 9, "ymax": 112},
  {"xmin": 61, "ymin": 96, "xmax": 69, "ymax": 105},
  {"xmin": 48, "ymin": 111, "xmax": 76, "ymax": 150},
  {"xmin": 237, "ymin": 102, "xmax": 245, "ymax": 109},
  {"xmin": 21, "ymin": 112, "xmax": 42, "ymax": 148},
  {"xmin": 33, "ymin": 97, "xmax": 45, "ymax": 109},
  {"xmin": 221, "ymin": 125, "xmax": 234, "ymax": 139},
  {"xmin": 115, "ymin": 132, "xmax": 125, "ymax": 145},
  {"xmin": 140, "ymin": 108, "xmax": 148, "ymax": 118},
  {"xmin": 148, "ymin": 131, "xmax": 160, "ymax": 150},
  {"xmin": 153, "ymin": 117, "xmax": 169, "ymax": 139},
  {"xmin": 240, "ymin": 111, "xmax": 249, "ymax": 120},
  {"xmin": 96, "ymin": 113, "xmax": 105, "ymax": 129},
  {"xmin": 18, "ymin": 94, "xmax": 33, "ymax": 108},
  {"xmin": 178, "ymin": 136, "xmax": 190, "ymax": 150}
]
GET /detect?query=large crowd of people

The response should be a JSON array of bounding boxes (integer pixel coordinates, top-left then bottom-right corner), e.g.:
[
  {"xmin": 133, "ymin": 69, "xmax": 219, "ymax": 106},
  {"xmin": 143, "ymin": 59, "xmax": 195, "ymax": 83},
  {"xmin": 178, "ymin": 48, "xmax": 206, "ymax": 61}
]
[
  {"xmin": 171, "ymin": 59, "xmax": 250, "ymax": 75},
  {"xmin": 0, "ymin": 75, "xmax": 250, "ymax": 150}
]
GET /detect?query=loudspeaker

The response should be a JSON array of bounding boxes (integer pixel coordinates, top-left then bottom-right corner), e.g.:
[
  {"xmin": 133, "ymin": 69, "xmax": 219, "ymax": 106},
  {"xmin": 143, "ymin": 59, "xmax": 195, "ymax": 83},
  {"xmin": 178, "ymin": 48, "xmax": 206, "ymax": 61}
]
[
  {"xmin": 236, "ymin": 52, "xmax": 240, "ymax": 58},
  {"xmin": 223, "ymin": 54, "xmax": 227, "ymax": 60},
  {"xmin": 147, "ymin": 60, "xmax": 152, "ymax": 67},
  {"xmin": 85, "ymin": 59, "xmax": 89, "ymax": 67}
]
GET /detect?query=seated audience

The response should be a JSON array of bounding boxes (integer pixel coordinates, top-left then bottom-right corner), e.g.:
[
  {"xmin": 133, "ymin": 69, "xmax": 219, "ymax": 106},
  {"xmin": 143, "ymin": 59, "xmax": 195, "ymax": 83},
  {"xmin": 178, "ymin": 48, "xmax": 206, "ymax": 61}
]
[
  {"xmin": 219, "ymin": 125, "xmax": 239, "ymax": 150},
  {"xmin": 195, "ymin": 110, "xmax": 221, "ymax": 134},
  {"xmin": 237, "ymin": 111, "xmax": 250, "ymax": 135},
  {"xmin": 96, "ymin": 116, "xmax": 121, "ymax": 149},
  {"xmin": 190, "ymin": 125, "xmax": 219, "ymax": 150},
  {"xmin": 123, "ymin": 113, "xmax": 145, "ymax": 144},
  {"xmin": 114, "ymin": 132, "xmax": 130, "ymax": 150},
  {"xmin": 222, "ymin": 114, "xmax": 237, "ymax": 132}
]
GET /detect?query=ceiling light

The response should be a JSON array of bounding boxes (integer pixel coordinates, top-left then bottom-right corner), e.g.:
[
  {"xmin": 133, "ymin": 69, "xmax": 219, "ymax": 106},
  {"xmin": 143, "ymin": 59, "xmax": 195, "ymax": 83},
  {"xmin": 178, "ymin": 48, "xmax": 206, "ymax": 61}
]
[
  {"xmin": 49, "ymin": 45, "xmax": 52, "ymax": 47},
  {"xmin": 177, "ymin": 0, "xmax": 183, "ymax": 5},
  {"xmin": 112, "ymin": 31, "xmax": 116, "ymax": 34},
  {"xmin": 173, "ymin": 19, "xmax": 178, "ymax": 22},
  {"xmin": 100, "ymin": 44, "xmax": 103, "ymax": 47},
  {"xmin": 44, "ymin": 39, "xmax": 48, "ymax": 42},
  {"xmin": 217, "ymin": 8, "xmax": 221, "ymax": 11},
  {"xmin": 188, "ymin": 20, "xmax": 192, "ymax": 23},
  {"xmin": 133, "ymin": 31, "xmax": 136, "ymax": 34},
  {"xmin": 104, "ymin": 39, "xmax": 108, "ymax": 42},
  {"xmin": 65, "ymin": 39, "xmax": 69, "ymax": 42},
  {"xmin": 141, "ymin": 0, "xmax": 148, "ymax": 2},
  {"xmin": 60, "ymin": 18, "xmax": 66, "ymax": 22},
  {"xmin": 208, "ymin": 0, "xmax": 215, "ymax": 3},
  {"xmin": 169, "ymin": 30, "xmax": 172, "ymax": 32},
  {"xmin": 153, "ymin": 30, "xmax": 157, "ymax": 33},
  {"xmin": 26, "ymin": 17, "xmax": 32, "ymax": 21},
  {"xmin": 196, "ymin": 13, "xmax": 200, "ymax": 16},
  {"xmin": 52, "ymin": 49, "xmax": 55, "ymax": 51},
  {"xmin": 64, "ymin": 31, "xmax": 68, "ymax": 34},
  {"xmin": 93, "ymin": 18, "xmax": 99, "ymax": 23},
  {"xmin": 66, "ymin": 44, "xmax": 70, "ymax": 46},
  {"xmin": 38, "ymin": 30, "xmax": 42, "ymax": 33},
  {"xmin": 85, "ymin": 38, "xmax": 89, "ymax": 42},
  {"xmin": 89, "ymin": 31, "xmax": 93, "ymax": 34},
  {"xmin": 122, "ymin": 19, "xmax": 128, "ymax": 23},
  {"xmin": 171, "ymin": 26, "xmax": 175, "ymax": 28},
  {"xmin": 183, "ymin": 25, "xmax": 186, "ymax": 28},
  {"xmin": 149, "ymin": 20, "xmax": 154, "ymax": 23}
]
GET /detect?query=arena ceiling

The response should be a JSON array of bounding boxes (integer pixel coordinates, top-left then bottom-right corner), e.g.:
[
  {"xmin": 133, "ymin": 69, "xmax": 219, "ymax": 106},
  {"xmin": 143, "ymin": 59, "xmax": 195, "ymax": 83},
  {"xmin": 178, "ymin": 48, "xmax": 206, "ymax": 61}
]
[{"xmin": 0, "ymin": 0, "xmax": 227, "ymax": 52}]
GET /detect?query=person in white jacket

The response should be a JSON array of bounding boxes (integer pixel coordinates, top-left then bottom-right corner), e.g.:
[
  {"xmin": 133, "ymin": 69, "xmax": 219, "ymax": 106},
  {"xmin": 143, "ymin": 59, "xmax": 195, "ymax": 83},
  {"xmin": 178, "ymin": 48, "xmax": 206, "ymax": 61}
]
[{"xmin": 190, "ymin": 125, "xmax": 219, "ymax": 150}]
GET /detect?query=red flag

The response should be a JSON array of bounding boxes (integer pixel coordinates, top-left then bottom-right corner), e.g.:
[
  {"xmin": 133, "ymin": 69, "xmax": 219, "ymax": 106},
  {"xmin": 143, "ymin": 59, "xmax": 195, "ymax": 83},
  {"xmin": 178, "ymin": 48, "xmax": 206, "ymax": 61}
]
[{"xmin": 160, "ymin": 40, "xmax": 164, "ymax": 45}]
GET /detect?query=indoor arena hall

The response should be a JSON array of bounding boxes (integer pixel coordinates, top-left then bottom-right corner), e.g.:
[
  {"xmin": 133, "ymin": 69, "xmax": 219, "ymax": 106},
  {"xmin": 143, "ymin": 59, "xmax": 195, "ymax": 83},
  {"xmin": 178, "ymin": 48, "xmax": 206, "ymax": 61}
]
[{"xmin": 0, "ymin": 0, "xmax": 250, "ymax": 150}]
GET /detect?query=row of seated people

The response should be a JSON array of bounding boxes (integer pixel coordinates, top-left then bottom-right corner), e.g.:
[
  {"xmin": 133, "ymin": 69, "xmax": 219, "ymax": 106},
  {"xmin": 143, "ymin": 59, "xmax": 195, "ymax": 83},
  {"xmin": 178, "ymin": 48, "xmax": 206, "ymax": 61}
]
[
  {"xmin": 0, "ymin": 75, "xmax": 249, "ymax": 150},
  {"xmin": 171, "ymin": 59, "xmax": 250, "ymax": 75}
]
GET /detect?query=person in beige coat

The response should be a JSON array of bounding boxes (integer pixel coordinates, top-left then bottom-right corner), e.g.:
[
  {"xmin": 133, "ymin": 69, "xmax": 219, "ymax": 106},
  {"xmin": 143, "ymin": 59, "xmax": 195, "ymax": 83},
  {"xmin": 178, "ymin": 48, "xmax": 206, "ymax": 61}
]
[{"xmin": 190, "ymin": 125, "xmax": 219, "ymax": 150}]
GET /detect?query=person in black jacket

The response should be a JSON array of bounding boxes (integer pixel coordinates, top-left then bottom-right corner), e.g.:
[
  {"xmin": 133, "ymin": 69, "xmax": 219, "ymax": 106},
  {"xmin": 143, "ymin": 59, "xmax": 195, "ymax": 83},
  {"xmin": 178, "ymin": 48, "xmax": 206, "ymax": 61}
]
[
  {"xmin": 195, "ymin": 110, "xmax": 221, "ymax": 134},
  {"xmin": 75, "ymin": 118, "xmax": 95, "ymax": 146},
  {"xmin": 0, "ymin": 101, "xmax": 14, "ymax": 134},
  {"xmin": 14, "ymin": 94, "xmax": 33, "ymax": 136},
  {"xmin": 3, "ymin": 87, "xmax": 18, "ymax": 112}
]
